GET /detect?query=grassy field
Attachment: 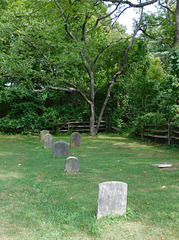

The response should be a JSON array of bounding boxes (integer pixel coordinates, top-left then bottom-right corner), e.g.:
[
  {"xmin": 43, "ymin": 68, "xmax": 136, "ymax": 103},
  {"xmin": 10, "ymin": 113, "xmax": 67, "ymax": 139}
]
[{"xmin": 0, "ymin": 133, "xmax": 178, "ymax": 240}]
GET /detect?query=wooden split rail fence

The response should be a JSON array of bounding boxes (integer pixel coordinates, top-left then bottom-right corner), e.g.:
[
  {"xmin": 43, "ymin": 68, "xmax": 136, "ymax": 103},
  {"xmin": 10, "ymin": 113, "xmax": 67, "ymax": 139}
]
[
  {"xmin": 56, "ymin": 120, "xmax": 108, "ymax": 133},
  {"xmin": 141, "ymin": 121, "xmax": 179, "ymax": 145}
]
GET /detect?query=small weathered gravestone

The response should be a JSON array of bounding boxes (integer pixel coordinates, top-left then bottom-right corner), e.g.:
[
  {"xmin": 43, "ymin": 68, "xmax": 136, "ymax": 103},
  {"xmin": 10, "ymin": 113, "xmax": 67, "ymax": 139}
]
[
  {"xmin": 70, "ymin": 132, "xmax": 81, "ymax": 147},
  {"xmin": 53, "ymin": 141, "xmax": 70, "ymax": 157},
  {"xmin": 44, "ymin": 134, "xmax": 54, "ymax": 149},
  {"xmin": 97, "ymin": 181, "xmax": 128, "ymax": 219},
  {"xmin": 64, "ymin": 156, "xmax": 80, "ymax": 172},
  {"xmin": 40, "ymin": 130, "xmax": 50, "ymax": 142}
]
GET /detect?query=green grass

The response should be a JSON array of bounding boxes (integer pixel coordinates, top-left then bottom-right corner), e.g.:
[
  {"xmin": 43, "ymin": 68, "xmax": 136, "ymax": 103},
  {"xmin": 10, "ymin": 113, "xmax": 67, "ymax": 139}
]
[{"xmin": 0, "ymin": 133, "xmax": 178, "ymax": 240}]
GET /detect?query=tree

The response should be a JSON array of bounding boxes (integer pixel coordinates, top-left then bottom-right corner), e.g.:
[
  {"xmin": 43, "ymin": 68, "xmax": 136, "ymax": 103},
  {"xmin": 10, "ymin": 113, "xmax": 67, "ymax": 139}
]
[
  {"xmin": 31, "ymin": 0, "xmax": 145, "ymax": 136},
  {"xmin": 1, "ymin": 0, "xmax": 176, "ymax": 135}
]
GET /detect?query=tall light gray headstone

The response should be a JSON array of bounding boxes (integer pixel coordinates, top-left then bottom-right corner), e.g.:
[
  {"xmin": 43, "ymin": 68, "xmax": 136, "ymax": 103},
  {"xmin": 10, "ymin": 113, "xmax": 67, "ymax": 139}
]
[
  {"xmin": 97, "ymin": 181, "xmax": 127, "ymax": 219},
  {"xmin": 53, "ymin": 141, "xmax": 70, "ymax": 157},
  {"xmin": 70, "ymin": 132, "xmax": 81, "ymax": 147},
  {"xmin": 64, "ymin": 156, "xmax": 80, "ymax": 172},
  {"xmin": 40, "ymin": 130, "xmax": 50, "ymax": 142},
  {"xmin": 44, "ymin": 134, "xmax": 54, "ymax": 149}
]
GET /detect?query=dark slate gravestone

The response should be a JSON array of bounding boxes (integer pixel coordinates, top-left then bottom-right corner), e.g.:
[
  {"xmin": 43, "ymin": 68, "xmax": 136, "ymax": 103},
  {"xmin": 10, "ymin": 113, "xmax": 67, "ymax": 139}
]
[
  {"xmin": 64, "ymin": 156, "xmax": 80, "ymax": 172},
  {"xmin": 40, "ymin": 130, "xmax": 50, "ymax": 142},
  {"xmin": 70, "ymin": 132, "xmax": 81, "ymax": 147},
  {"xmin": 53, "ymin": 141, "xmax": 70, "ymax": 157},
  {"xmin": 97, "ymin": 181, "xmax": 128, "ymax": 219},
  {"xmin": 44, "ymin": 134, "xmax": 54, "ymax": 149}
]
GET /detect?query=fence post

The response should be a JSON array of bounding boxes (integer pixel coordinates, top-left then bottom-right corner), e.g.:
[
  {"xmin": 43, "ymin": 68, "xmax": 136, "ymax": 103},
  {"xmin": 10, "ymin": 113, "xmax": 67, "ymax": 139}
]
[{"xmin": 168, "ymin": 118, "xmax": 171, "ymax": 145}]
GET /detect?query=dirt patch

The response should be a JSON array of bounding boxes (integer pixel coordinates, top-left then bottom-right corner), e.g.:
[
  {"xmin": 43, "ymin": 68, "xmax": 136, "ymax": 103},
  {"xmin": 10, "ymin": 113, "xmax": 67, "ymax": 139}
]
[
  {"xmin": 99, "ymin": 221, "xmax": 174, "ymax": 240},
  {"xmin": 113, "ymin": 142, "xmax": 140, "ymax": 148},
  {"xmin": 161, "ymin": 167, "xmax": 178, "ymax": 171},
  {"xmin": 62, "ymin": 172, "xmax": 84, "ymax": 175},
  {"xmin": 0, "ymin": 152, "xmax": 13, "ymax": 156},
  {"xmin": 36, "ymin": 177, "xmax": 45, "ymax": 182},
  {"xmin": 0, "ymin": 172, "xmax": 21, "ymax": 179},
  {"xmin": 87, "ymin": 147, "xmax": 99, "ymax": 149}
]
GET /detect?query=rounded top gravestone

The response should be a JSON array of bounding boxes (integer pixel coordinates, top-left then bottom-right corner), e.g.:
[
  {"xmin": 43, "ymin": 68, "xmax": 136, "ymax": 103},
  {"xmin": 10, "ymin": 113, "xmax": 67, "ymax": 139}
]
[
  {"xmin": 53, "ymin": 141, "xmax": 70, "ymax": 157},
  {"xmin": 44, "ymin": 134, "xmax": 54, "ymax": 149},
  {"xmin": 70, "ymin": 132, "xmax": 81, "ymax": 147},
  {"xmin": 64, "ymin": 156, "xmax": 80, "ymax": 172},
  {"xmin": 40, "ymin": 130, "xmax": 50, "ymax": 142}
]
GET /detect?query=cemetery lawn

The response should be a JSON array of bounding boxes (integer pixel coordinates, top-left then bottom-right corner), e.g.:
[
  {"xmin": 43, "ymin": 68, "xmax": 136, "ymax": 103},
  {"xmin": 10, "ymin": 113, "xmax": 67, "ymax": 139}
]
[{"xmin": 0, "ymin": 134, "xmax": 178, "ymax": 240}]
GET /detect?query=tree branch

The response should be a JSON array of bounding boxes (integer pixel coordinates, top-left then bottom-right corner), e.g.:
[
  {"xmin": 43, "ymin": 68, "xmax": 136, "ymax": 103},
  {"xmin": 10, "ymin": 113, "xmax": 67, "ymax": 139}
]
[
  {"xmin": 80, "ymin": 47, "xmax": 92, "ymax": 78},
  {"xmin": 32, "ymin": 84, "xmax": 91, "ymax": 105},
  {"xmin": 92, "ymin": 39, "xmax": 120, "ymax": 72},
  {"xmin": 94, "ymin": 1, "xmax": 101, "ymax": 7},
  {"xmin": 82, "ymin": 15, "xmax": 90, "ymax": 41},
  {"xmin": 103, "ymin": 0, "xmax": 158, "ymax": 8},
  {"xmin": 54, "ymin": 0, "xmax": 78, "ymax": 41},
  {"xmin": 94, "ymin": 83, "xmax": 111, "ymax": 97},
  {"xmin": 32, "ymin": 86, "xmax": 75, "ymax": 93},
  {"xmin": 139, "ymin": 28, "xmax": 158, "ymax": 39},
  {"xmin": 94, "ymin": 3, "xmax": 120, "ymax": 27},
  {"xmin": 159, "ymin": 0, "xmax": 175, "ymax": 14},
  {"xmin": 96, "ymin": 7, "xmax": 144, "ymax": 133},
  {"xmin": 63, "ymin": 80, "xmax": 92, "ymax": 104},
  {"xmin": 54, "ymin": 0, "xmax": 68, "ymax": 21},
  {"xmin": 111, "ymin": 6, "xmax": 131, "ymax": 27},
  {"xmin": 113, "ymin": 7, "xmax": 144, "ymax": 81}
]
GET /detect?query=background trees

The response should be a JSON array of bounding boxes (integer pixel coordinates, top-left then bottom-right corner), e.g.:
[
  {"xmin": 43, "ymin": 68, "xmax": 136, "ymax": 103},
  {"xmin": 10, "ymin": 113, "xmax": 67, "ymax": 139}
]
[{"xmin": 0, "ymin": 0, "xmax": 178, "ymax": 136}]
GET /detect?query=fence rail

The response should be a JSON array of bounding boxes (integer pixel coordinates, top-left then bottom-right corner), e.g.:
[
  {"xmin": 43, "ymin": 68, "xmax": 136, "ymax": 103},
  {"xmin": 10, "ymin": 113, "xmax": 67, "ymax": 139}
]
[
  {"xmin": 56, "ymin": 120, "xmax": 107, "ymax": 133},
  {"xmin": 141, "ymin": 120, "xmax": 179, "ymax": 145}
]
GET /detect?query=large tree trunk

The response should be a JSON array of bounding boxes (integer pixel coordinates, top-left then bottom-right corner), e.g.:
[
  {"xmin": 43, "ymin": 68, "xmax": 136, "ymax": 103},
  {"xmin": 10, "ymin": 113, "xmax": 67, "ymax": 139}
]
[
  {"xmin": 89, "ymin": 71, "xmax": 97, "ymax": 136},
  {"xmin": 174, "ymin": 0, "xmax": 179, "ymax": 47},
  {"xmin": 89, "ymin": 102, "xmax": 97, "ymax": 136},
  {"xmin": 96, "ymin": 81, "xmax": 115, "ymax": 133}
]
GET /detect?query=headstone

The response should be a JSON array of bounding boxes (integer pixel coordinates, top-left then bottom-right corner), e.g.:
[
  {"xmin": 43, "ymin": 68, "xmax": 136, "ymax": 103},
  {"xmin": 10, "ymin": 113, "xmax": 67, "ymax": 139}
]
[
  {"xmin": 40, "ymin": 130, "xmax": 50, "ymax": 142},
  {"xmin": 44, "ymin": 134, "xmax": 54, "ymax": 149},
  {"xmin": 97, "ymin": 181, "xmax": 127, "ymax": 219},
  {"xmin": 53, "ymin": 141, "xmax": 70, "ymax": 157},
  {"xmin": 64, "ymin": 156, "xmax": 80, "ymax": 172},
  {"xmin": 70, "ymin": 132, "xmax": 81, "ymax": 147},
  {"xmin": 151, "ymin": 164, "xmax": 173, "ymax": 168}
]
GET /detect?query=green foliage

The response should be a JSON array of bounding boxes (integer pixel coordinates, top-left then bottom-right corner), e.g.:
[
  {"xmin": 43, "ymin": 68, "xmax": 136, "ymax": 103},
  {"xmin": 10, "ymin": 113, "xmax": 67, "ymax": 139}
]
[
  {"xmin": 0, "ymin": 0, "xmax": 178, "ymax": 137},
  {"xmin": 132, "ymin": 112, "xmax": 167, "ymax": 133},
  {"xmin": 168, "ymin": 48, "xmax": 179, "ymax": 77},
  {"xmin": 155, "ymin": 75, "xmax": 179, "ymax": 119},
  {"xmin": 0, "ymin": 85, "xmax": 91, "ymax": 133},
  {"xmin": 0, "ymin": 85, "xmax": 43, "ymax": 133},
  {"xmin": 141, "ymin": 3, "xmax": 176, "ymax": 48}
]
